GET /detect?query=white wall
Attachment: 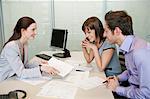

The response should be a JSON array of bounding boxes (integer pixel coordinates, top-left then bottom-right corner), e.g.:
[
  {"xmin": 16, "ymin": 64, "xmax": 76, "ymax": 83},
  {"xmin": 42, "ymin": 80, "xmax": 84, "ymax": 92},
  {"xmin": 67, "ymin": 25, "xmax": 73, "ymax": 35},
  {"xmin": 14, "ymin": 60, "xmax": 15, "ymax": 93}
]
[
  {"xmin": 106, "ymin": 0, "xmax": 150, "ymax": 42},
  {"xmin": 54, "ymin": 0, "xmax": 150, "ymax": 51},
  {"xmin": 2, "ymin": 0, "xmax": 53, "ymax": 59},
  {"xmin": 2, "ymin": 0, "xmax": 150, "ymax": 58},
  {"xmin": 54, "ymin": 1, "xmax": 106, "ymax": 51}
]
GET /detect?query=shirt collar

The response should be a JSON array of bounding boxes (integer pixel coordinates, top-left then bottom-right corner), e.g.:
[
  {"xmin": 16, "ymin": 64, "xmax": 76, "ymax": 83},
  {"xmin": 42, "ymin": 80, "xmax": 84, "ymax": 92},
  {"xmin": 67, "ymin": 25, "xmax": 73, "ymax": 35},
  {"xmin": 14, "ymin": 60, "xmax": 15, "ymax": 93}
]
[{"xmin": 119, "ymin": 35, "xmax": 134, "ymax": 53}]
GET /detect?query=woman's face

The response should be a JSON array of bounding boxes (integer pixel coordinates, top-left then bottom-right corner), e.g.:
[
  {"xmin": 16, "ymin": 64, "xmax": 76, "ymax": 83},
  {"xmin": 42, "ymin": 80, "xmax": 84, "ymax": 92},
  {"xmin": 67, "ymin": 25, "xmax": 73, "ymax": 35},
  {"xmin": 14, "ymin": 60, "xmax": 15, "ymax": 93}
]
[
  {"xmin": 23, "ymin": 23, "xmax": 37, "ymax": 40},
  {"xmin": 84, "ymin": 27, "xmax": 96, "ymax": 42}
]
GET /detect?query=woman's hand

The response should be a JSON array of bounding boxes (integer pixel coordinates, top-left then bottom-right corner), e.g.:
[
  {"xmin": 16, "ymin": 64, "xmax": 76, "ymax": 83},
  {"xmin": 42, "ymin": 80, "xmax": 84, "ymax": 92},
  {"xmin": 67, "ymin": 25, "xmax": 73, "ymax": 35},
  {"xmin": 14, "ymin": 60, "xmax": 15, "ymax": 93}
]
[
  {"xmin": 81, "ymin": 38, "xmax": 96, "ymax": 50},
  {"xmin": 40, "ymin": 62, "xmax": 60, "ymax": 76},
  {"xmin": 81, "ymin": 38, "xmax": 88, "ymax": 48}
]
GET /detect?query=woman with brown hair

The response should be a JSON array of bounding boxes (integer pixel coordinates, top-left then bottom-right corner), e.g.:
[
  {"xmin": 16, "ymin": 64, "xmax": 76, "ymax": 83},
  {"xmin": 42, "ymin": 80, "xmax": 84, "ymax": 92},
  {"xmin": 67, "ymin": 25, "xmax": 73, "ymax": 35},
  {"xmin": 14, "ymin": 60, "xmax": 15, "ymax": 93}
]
[
  {"xmin": 81, "ymin": 16, "xmax": 121, "ymax": 77},
  {"xmin": 0, "ymin": 16, "xmax": 59, "ymax": 81}
]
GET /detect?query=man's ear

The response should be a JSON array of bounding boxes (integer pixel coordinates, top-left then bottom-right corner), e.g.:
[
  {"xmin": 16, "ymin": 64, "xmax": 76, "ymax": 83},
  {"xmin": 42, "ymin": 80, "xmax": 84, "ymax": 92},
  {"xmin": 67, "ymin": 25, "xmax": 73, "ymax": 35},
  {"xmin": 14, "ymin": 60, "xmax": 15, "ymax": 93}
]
[{"xmin": 114, "ymin": 27, "xmax": 121, "ymax": 36}]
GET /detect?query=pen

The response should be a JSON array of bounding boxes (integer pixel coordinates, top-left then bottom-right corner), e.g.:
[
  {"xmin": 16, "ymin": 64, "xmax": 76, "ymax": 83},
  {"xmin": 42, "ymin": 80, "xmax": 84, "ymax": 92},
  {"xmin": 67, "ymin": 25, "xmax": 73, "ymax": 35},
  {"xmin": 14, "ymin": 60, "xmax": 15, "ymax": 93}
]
[
  {"xmin": 76, "ymin": 70, "xmax": 84, "ymax": 72},
  {"xmin": 102, "ymin": 80, "xmax": 108, "ymax": 83},
  {"xmin": 102, "ymin": 77, "xmax": 114, "ymax": 83}
]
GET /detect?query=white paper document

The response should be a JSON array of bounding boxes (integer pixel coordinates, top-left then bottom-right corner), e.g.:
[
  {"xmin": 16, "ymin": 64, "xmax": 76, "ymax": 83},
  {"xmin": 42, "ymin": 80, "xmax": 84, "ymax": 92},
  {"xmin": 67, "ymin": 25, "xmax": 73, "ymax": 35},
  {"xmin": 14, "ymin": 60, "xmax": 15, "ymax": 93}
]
[
  {"xmin": 37, "ymin": 80, "xmax": 77, "ymax": 99},
  {"xmin": 75, "ymin": 76, "xmax": 105, "ymax": 90},
  {"xmin": 17, "ymin": 76, "xmax": 52, "ymax": 85},
  {"xmin": 65, "ymin": 59, "xmax": 84, "ymax": 67},
  {"xmin": 48, "ymin": 57, "xmax": 74, "ymax": 77},
  {"xmin": 64, "ymin": 71, "xmax": 89, "ymax": 83},
  {"xmin": 75, "ymin": 65, "xmax": 93, "ymax": 72}
]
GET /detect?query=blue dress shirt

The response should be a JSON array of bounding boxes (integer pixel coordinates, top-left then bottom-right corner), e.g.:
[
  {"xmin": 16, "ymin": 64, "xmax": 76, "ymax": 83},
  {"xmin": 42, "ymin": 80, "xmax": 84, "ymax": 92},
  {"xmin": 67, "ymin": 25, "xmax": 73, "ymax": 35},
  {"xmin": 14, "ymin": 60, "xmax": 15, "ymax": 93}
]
[{"xmin": 116, "ymin": 35, "xmax": 150, "ymax": 98}]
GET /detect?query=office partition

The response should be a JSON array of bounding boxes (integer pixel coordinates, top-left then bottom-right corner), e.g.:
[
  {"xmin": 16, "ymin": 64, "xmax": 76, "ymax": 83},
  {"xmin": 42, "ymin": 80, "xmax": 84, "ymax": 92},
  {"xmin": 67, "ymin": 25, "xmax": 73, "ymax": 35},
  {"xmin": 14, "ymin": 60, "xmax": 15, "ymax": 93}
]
[{"xmin": 0, "ymin": 0, "xmax": 4, "ymax": 52}]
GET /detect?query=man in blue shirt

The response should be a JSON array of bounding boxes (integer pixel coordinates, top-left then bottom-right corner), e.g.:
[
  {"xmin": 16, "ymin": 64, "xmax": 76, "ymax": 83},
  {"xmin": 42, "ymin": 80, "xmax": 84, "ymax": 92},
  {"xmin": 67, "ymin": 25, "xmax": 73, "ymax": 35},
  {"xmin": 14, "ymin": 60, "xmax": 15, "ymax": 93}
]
[{"xmin": 104, "ymin": 10, "xmax": 150, "ymax": 98}]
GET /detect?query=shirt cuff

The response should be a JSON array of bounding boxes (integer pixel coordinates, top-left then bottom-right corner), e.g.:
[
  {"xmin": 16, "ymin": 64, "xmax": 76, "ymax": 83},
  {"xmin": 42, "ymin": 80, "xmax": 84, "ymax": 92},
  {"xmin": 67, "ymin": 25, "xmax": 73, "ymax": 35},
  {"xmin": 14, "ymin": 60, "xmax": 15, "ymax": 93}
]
[
  {"xmin": 117, "ymin": 71, "xmax": 128, "ymax": 81},
  {"xmin": 115, "ymin": 86, "xmax": 126, "ymax": 96}
]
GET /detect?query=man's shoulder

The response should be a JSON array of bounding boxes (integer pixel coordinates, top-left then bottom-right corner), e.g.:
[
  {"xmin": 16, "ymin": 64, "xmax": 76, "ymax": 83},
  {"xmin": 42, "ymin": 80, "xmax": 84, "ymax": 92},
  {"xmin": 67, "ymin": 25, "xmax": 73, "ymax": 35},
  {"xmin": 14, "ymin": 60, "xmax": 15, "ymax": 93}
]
[
  {"xmin": 132, "ymin": 36, "xmax": 147, "ymax": 49},
  {"xmin": 132, "ymin": 47, "xmax": 150, "ymax": 64},
  {"xmin": 131, "ymin": 37, "xmax": 149, "ymax": 60}
]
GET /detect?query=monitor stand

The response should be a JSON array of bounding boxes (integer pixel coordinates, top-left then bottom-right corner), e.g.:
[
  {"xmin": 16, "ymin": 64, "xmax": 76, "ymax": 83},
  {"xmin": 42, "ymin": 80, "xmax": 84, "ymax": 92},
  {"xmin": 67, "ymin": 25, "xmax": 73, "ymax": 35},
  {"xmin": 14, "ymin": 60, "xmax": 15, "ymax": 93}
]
[{"xmin": 52, "ymin": 49, "xmax": 71, "ymax": 58}]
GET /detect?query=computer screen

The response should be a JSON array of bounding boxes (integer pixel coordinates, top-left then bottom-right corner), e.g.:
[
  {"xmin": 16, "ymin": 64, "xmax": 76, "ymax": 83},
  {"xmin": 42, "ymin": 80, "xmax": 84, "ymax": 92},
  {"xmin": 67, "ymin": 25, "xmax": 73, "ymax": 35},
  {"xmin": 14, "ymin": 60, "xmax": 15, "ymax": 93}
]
[
  {"xmin": 50, "ymin": 28, "xmax": 71, "ymax": 58},
  {"xmin": 50, "ymin": 28, "xmax": 68, "ymax": 49}
]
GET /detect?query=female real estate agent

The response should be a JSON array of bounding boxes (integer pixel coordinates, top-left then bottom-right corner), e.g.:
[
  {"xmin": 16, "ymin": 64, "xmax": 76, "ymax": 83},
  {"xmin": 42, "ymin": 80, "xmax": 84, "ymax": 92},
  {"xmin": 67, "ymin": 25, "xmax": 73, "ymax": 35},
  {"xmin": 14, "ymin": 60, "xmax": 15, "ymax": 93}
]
[{"xmin": 0, "ymin": 16, "xmax": 59, "ymax": 81}]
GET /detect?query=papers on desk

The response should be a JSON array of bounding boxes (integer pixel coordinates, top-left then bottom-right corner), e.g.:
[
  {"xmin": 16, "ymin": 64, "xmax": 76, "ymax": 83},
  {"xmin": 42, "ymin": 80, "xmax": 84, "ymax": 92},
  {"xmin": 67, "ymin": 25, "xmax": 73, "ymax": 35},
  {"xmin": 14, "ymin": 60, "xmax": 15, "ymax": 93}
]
[
  {"xmin": 65, "ymin": 59, "xmax": 84, "ymax": 67},
  {"xmin": 75, "ymin": 76, "xmax": 105, "ymax": 90},
  {"xmin": 48, "ymin": 57, "xmax": 74, "ymax": 77},
  {"xmin": 75, "ymin": 65, "xmax": 93, "ymax": 72},
  {"xmin": 37, "ymin": 80, "xmax": 77, "ymax": 99},
  {"xmin": 17, "ymin": 76, "xmax": 52, "ymax": 85},
  {"xmin": 64, "ymin": 71, "xmax": 89, "ymax": 83},
  {"xmin": 65, "ymin": 59, "xmax": 93, "ymax": 71}
]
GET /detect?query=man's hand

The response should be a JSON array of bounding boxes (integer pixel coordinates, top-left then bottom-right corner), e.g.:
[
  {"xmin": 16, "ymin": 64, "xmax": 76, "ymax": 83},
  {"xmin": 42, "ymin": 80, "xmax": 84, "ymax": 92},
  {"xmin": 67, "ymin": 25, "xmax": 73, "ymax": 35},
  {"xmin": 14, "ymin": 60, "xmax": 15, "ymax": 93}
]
[{"xmin": 106, "ymin": 76, "xmax": 119, "ymax": 92}]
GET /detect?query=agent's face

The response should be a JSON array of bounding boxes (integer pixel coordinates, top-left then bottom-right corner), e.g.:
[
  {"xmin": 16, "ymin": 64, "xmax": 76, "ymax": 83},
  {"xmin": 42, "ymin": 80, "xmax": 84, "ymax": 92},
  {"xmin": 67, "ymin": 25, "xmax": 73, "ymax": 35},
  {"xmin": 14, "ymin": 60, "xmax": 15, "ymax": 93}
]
[
  {"xmin": 24, "ymin": 23, "xmax": 37, "ymax": 40},
  {"xmin": 103, "ymin": 23, "xmax": 116, "ymax": 44},
  {"xmin": 84, "ymin": 27, "xmax": 96, "ymax": 42}
]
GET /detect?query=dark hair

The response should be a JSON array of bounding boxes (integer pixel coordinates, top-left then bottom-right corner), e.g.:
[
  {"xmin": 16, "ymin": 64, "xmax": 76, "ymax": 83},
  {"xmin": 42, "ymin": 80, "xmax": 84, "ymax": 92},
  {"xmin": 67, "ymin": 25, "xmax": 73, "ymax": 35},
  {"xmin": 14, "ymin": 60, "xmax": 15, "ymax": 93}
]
[
  {"xmin": 4, "ymin": 16, "xmax": 36, "ymax": 47},
  {"xmin": 82, "ymin": 16, "xmax": 105, "ymax": 42},
  {"xmin": 105, "ymin": 10, "xmax": 133, "ymax": 35}
]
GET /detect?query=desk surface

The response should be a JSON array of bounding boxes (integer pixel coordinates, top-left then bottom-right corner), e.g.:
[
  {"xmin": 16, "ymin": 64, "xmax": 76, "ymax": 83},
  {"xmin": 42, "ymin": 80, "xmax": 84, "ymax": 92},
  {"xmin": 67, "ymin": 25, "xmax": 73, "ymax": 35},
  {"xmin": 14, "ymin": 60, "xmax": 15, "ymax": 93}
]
[{"xmin": 0, "ymin": 51, "xmax": 114, "ymax": 99}]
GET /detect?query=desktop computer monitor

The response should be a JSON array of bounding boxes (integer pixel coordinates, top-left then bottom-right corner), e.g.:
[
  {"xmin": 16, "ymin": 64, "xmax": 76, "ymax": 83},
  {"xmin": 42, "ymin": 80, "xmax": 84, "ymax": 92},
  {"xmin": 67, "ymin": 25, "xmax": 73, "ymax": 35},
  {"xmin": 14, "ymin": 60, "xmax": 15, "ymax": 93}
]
[
  {"xmin": 50, "ymin": 28, "xmax": 71, "ymax": 58},
  {"xmin": 51, "ymin": 28, "xmax": 67, "ymax": 49}
]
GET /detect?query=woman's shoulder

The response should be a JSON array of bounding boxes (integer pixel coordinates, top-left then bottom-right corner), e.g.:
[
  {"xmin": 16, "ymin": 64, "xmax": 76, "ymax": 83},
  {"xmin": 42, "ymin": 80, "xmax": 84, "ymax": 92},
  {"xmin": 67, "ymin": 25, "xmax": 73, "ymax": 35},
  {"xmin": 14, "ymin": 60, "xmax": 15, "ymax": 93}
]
[
  {"xmin": 4, "ymin": 40, "xmax": 18, "ymax": 49},
  {"xmin": 103, "ymin": 40, "xmax": 116, "ymax": 48}
]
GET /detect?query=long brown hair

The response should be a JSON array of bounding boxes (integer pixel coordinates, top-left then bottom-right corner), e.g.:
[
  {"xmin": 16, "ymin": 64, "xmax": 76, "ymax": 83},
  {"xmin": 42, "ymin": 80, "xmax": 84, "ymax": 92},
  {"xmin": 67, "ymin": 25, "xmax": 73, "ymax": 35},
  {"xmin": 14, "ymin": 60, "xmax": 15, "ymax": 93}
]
[
  {"xmin": 4, "ymin": 16, "xmax": 36, "ymax": 47},
  {"xmin": 82, "ymin": 17, "xmax": 105, "ymax": 42}
]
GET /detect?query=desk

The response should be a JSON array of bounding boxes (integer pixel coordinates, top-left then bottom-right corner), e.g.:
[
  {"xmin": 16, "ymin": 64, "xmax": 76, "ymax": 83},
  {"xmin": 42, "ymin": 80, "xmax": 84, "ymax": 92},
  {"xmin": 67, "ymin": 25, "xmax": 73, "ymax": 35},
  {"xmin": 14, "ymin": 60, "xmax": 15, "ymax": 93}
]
[{"xmin": 0, "ymin": 51, "xmax": 114, "ymax": 99}]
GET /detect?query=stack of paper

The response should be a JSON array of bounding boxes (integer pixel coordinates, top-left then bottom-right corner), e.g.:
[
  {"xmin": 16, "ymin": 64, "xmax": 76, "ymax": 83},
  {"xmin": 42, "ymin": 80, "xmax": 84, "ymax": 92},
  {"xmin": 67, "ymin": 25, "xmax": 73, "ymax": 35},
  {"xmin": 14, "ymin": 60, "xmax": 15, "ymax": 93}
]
[{"xmin": 48, "ymin": 57, "xmax": 74, "ymax": 77}]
